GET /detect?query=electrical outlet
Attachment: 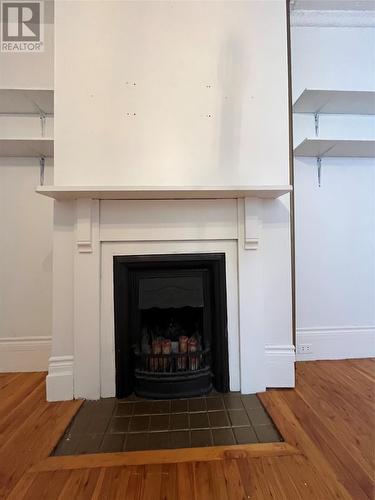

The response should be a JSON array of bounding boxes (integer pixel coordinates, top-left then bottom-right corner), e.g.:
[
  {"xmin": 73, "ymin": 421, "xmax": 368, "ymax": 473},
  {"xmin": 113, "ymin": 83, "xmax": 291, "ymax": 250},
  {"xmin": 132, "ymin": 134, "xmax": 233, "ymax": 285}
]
[{"xmin": 297, "ymin": 344, "xmax": 312, "ymax": 354}]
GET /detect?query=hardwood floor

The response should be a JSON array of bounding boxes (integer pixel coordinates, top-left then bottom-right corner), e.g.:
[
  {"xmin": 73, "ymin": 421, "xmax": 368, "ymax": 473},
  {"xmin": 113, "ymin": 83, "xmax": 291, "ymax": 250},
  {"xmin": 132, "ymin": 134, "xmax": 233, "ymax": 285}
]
[{"xmin": 1, "ymin": 359, "xmax": 374, "ymax": 499}]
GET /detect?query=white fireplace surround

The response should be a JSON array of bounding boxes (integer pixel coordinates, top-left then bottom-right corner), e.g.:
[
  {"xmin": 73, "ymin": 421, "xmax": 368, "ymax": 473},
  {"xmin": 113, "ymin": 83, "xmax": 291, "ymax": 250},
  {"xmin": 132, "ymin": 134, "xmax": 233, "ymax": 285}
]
[{"xmin": 46, "ymin": 196, "xmax": 295, "ymax": 401}]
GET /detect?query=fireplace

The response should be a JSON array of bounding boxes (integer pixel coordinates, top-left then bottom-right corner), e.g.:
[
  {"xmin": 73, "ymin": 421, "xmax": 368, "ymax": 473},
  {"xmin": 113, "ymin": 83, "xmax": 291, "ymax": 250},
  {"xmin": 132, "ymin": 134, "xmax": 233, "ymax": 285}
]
[{"xmin": 113, "ymin": 253, "xmax": 229, "ymax": 399}]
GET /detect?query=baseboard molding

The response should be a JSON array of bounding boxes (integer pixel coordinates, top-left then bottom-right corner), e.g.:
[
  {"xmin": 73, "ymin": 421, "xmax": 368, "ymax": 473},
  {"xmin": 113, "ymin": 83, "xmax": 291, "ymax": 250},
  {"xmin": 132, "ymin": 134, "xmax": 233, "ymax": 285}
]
[
  {"xmin": 296, "ymin": 326, "xmax": 375, "ymax": 361},
  {"xmin": 265, "ymin": 345, "xmax": 295, "ymax": 388},
  {"xmin": 46, "ymin": 355, "xmax": 74, "ymax": 401},
  {"xmin": 0, "ymin": 336, "xmax": 51, "ymax": 372}
]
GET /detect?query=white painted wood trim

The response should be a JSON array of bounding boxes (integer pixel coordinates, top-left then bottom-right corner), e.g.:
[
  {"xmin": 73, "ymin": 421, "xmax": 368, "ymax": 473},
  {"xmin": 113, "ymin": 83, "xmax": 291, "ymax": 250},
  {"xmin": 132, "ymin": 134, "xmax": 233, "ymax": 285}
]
[
  {"xmin": 0, "ymin": 336, "xmax": 51, "ymax": 372},
  {"xmin": 73, "ymin": 200, "xmax": 101, "ymax": 399},
  {"xmin": 99, "ymin": 199, "xmax": 238, "ymax": 242},
  {"xmin": 46, "ymin": 355, "xmax": 74, "ymax": 401},
  {"xmin": 36, "ymin": 185, "xmax": 292, "ymax": 201},
  {"xmin": 291, "ymin": 10, "xmax": 375, "ymax": 28},
  {"xmin": 237, "ymin": 199, "xmax": 266, "ymax": 394},
  {"xmin": 76, "ymin": 198, "xmax": 93, "ymax": 253},
  {"xmin": 296, "ymin": 326, "xmax": 375, "ymax": 361},
  {"xmin": 244, "ymin": 198, "xmax": 262, "ymax": 250},
  {"xmin": 265, "ymin": 345, "xmax": 295, "ymax": 388}
]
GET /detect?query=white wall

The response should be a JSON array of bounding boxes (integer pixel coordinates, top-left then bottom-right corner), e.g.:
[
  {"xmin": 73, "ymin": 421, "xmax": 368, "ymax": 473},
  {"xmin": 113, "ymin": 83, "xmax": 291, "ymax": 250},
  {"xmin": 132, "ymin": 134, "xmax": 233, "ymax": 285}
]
[
  {"xmin": 0, "ymin": 161, "xmax": 53, "ymax": 370},
  {"xmin": 54, "ymin": 0, "xmax": 289, "ymax": 186},
  {"xmin": 0, "ymin": 1, "xmax": 54, "ymax": 371},
  {"xmin": 292, "ymin": 24, "xmax": 375, "ymax": 360}
]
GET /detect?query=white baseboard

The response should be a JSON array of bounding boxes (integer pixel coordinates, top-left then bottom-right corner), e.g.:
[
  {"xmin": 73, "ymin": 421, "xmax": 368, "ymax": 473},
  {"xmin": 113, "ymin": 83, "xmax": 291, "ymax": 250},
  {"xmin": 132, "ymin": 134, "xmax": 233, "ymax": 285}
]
[
  {"xmin": 46, "ymin": 355, "xmax": 74, "ymax": 401},
  {"xmin": 296, "ymin": 326, "xmax": 375, "ymax": 361},
  {"xmin": 265, "ymin": 344, "xmax": 295, "ymax": 388},
  {"xmin": 0, "ymin": 336, "xmax": 51, "ymax": 372}
]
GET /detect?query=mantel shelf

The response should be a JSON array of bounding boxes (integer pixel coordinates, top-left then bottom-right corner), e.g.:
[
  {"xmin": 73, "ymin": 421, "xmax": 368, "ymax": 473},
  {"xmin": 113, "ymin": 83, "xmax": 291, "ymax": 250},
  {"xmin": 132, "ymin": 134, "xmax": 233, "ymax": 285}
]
[
  {"xmin": 36, "ymin": 185, "xmax": 292, "ymax": 201},
  {"xmin": 294, "ymin": 139, "xmax": 375, "ymax": 158},
  {"xmin": 293, "ymin": 89, "xmax": 375, "ymax": 115},
  {"xmin": 0, "ymin": 88, "xmax": 54, "ymax": 115},
  {"xmin": 0, "ymin": 138, "xmax": 54, "ymax": 158}
]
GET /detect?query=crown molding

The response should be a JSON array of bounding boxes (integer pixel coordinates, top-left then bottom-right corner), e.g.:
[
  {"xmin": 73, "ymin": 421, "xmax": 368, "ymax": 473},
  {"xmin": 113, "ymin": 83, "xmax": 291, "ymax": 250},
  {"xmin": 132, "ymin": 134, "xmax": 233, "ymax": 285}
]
[{"xmin": 291, "ymin": 10, "xmax": 375, "ymax": 28}]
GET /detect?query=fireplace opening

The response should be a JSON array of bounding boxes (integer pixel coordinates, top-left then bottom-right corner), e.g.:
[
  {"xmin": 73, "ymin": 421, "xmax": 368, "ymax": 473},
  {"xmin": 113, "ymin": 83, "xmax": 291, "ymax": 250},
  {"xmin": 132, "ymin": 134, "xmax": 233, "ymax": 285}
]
[{"xmin": 113, "ymin": 254, "xmax": 229, "ymax": 399}]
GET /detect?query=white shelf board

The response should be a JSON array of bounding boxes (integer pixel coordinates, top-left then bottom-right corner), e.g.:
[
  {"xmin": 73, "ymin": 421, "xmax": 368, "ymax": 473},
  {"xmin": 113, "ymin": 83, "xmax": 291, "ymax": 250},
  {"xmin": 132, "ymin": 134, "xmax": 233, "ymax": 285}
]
[
  {"xmin": 293, "ymin": 89, "xmax": 375, "ymax": 115},
  {"xmin": 0, "ymin": 88, "xmax": 54, "ymax": 115},
  {"xmin": 36, "ymin": 185, "xmax": 292, "ymax": 201},
  {"xmin": 294, "ymin": 139, "xmax": 375, "ymax": 158},
  {"xmin": 0, "ymin": 138, "xmax": 54, "ymax": 157}
]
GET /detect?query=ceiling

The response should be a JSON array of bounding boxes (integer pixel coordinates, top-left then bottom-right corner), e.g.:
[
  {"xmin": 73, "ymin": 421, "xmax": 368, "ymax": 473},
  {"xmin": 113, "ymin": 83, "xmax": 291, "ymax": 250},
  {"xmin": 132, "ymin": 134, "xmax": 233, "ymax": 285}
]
[{"xmin": 291, "ymin": 0, "xmax": 375, "ymax": 10}]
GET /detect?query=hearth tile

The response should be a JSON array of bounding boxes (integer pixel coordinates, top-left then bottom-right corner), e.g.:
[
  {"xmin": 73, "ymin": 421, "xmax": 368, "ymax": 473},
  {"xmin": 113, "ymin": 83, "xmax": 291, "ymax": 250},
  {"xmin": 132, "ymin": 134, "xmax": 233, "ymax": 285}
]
[
  {"xmin": 86, "ymin": 416, "xmax": 111, "ymax": 434},
  {"xmin": 114, "ymin": 402, "xmax": 134, "ymax": 417},
  {"xmin": 169, "ymin": 431, "xmax": 190, "ymax": 449},
  {"xmin": 150, "ymin": 414, "xmax": 170, "ymax": 431},
  {"xmin": 206, "ymin": 389, "xmax": 220, "ymax": 397},
  {"xmin": 233, "ymin": 427, "xmax": 258, "ymax": 444},
  {"xmin": 206, "ymin": 397, "xmax": 225, "ymax": 411},
  {"xmin": 212, "ymin": 428, "xmax": 235, "ymax": 446},
  {"xmin": 68, "ymin": 413, "xmax": 92, "ymax": 436},
  {"xmin": 254, "ymin": 425, "xmax": 282, "ymax": 443},
  {"xmin": 152, "ymin": 401, "xmax": 171, "ymax": 414},
  {"xmin": 190, "ymin": 429, "xmax": 213, "ymax": 447},
  {"xmin": 129, "ymin": 415, "xmax": 150, "ymax": 432},
  {"xmin": 223, "ymin": 395, "xmax": 244, "ymax": 410},
  {"xmin": 120, "ymin": 393, "xmax": 142, "ymax": 402},
  {"xmin": 81, "ymin": 399, "xmax": 116, "ymax": 418},
  {"xmin": 208, "ymin": 410, "xmax": 230, "ymax": 428},
  {"xmin": 75, "ymin": 434, "xmax": 104, "ymax": 455},
  {"xmin": 53, "ymin": 436, "xmax": 78, "ymax": 456},
  {"xmin": 246, "ymin": 407, "xmax": 271, "ymax": 427},
  {"xmin": 170, "ymin": 399, "xmax": 188, "ymax": 413},
  {"xmin": 125, "ymin": 433, "xmax": 149, "ymax": 451},
  {"xmin": 100, "ymin": 433, "xmax": 125, "ymax": 453},
  {"xmin": 108, "ymin": 416, "xmax": 131, "ymax": 433},
  {"xmin": 133, "ymin": 401, "xmax": 154, "ymax": 415},
  {"xmin": 148, "ymin": 432, "xmax": 170, "ymax": 450},
  {"xmin": 241, "ymin": 394, "xmax": 263, "ymax": 410},
  {"xmin": 188, "ymin": 398, "xmax": 207, "ymax": 412},
  {"xmin": 189, "ymin": 412, "xmax": 209, "ymax": 429},
  {"xmin": 170, "ymin": 413, "xmax": 189, "ymax": 430},
  {"xmin": 228, "ymin": 410, "xmax": 250, "ymax": 427}
]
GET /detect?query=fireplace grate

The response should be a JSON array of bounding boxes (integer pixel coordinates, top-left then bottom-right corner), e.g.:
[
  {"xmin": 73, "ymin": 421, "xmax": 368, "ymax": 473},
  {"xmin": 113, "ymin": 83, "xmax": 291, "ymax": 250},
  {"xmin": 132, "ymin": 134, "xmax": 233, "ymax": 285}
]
[{"xmin": 134, "ymin": 348, "xmax": 211, "ymax": 374}]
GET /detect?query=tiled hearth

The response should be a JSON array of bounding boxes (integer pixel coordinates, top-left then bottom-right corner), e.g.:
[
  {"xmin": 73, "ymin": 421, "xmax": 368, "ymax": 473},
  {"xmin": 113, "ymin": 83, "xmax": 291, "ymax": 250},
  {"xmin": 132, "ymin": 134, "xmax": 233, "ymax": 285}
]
[{"xmin": 53, "ymin": 392, "xmax": 282, "ymax": 455}]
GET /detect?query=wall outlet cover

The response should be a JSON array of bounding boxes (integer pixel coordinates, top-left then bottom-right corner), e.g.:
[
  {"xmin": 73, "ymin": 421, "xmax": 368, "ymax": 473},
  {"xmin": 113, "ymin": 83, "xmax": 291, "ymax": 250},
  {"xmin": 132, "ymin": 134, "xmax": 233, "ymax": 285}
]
[{"xmin": 297, "ymin": 344, "xmax": 312, "ymax": 354}]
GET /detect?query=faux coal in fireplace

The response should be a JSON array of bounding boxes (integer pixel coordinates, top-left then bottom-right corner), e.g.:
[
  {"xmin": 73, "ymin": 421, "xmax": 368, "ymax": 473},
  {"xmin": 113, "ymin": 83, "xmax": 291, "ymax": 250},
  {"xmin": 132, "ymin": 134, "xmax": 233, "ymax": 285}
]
[{"xmin": 113, "ymin": 254, "xmax": 229, "ymax": 399}]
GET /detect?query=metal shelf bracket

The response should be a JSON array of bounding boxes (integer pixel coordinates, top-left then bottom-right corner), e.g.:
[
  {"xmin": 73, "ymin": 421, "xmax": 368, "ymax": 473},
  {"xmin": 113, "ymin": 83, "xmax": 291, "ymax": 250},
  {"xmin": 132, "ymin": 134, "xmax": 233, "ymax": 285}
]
[
  {"xmin": 317, "ymin": 156, "xmax": 322, "ymax": 187},
  {"xmin": 39, "ymin": 111, "xmax": 46, "ymax": 137},
  {"xmin": 314, "ymin": 112, "xmax": 320, "ymax": 137},
  {"xmin": 39, "ymin": 156, "xmax": 45, "ymax": 186}
]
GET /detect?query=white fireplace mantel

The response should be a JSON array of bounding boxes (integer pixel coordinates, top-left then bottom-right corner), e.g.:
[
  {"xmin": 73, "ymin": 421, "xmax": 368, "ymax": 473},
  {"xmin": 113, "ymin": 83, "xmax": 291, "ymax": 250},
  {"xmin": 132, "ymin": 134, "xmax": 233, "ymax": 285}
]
[
  {"xmin": 46, "ymin": 196, "xmax": 295, "ymax": 401},
  {"xmin": 36, "ymin": 185, "xmax": 292, "ymax": 201}
]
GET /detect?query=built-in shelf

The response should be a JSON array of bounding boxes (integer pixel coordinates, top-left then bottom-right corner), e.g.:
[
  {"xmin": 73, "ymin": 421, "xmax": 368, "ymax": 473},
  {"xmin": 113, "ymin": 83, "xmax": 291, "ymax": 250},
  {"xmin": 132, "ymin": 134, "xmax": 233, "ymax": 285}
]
[
  {"xmin": 0, "ymin": 138, "xmax": 54, "ymax": 157},
  {"xmin": 36, "ymin": 185, "xmax": 292, "ymax": 201},
  {"xmin": 294, "ymin": 139, "xmax": 375, "ymax": 158},
  {"xmin": 0, "ymin": 88, "xmax": 54, "ymax": 116},
  {"xmin": 293, "ymin": 89, "xmax": 375, "ymax": 115}
]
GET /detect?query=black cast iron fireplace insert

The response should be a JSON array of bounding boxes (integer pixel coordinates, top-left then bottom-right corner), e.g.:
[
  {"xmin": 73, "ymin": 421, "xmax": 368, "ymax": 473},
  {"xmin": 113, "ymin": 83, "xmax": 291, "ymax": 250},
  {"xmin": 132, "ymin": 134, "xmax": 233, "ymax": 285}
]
[{"xmin": 113, "ymin": 253, "xmax": 229, "ymax": 399}]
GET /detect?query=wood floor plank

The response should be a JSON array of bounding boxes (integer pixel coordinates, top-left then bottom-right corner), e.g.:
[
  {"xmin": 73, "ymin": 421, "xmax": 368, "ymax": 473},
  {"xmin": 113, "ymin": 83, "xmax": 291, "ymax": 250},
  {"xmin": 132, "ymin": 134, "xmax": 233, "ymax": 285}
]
[
  {"xmin": 0, "ymin": 377, "xmax": 82, "ymax": 499},
  {"xmin": 0, "ymin": 372, "xmax": 45, "ymax": 418},
  {"xmin": 30, "ymin": 442, "xmax": 297, "ymax": 473},
  {"xmin": 259, "ymin": 390, "xmax": 353, "ymax": 499},
  {"xmin": 348, "ymin": 358, "xmax": 375, "ymax": 381},
  {"xmin": 159, "ymin": 463, "xmax": 177, "ymax": 500},
  {"xmin": 176, "ymin": 462, "xmax": 196, "ymax": 500},
  {"xmin": 1, "ymin": 360, "xmax": 374, "ymax": 499}
]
